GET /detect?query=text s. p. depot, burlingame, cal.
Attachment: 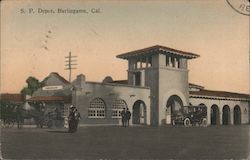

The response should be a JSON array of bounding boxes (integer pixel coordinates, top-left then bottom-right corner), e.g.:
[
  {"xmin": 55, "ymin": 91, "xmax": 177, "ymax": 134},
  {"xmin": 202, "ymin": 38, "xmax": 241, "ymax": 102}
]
[{"xmin": 20, "ymin": 8, "xmax": 101, "ymax": 14}]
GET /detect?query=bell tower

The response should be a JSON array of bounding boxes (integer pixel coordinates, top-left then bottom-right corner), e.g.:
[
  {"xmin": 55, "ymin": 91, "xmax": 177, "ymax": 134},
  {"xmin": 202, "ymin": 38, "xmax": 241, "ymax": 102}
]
[{"xmin": 117, "ymin": 45, "xmax": 199, "ymax": 126}]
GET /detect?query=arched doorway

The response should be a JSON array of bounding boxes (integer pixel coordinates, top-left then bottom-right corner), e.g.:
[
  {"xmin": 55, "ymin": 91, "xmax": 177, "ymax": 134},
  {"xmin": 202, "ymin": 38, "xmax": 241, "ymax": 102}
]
[
  {"xmin": 222, "ymin": 105, "xmax": 230, "ymax": 125},
  {"xmin": 132, "ymin": 100, "xmax": 146, "ymax": 125},
  {"xmin": 166, "ymin": 95, "xmax": 183, "ymax": 125},
  {"xmin": 211, "ymin": 105, "xmax": 220, "ymax": 125},
  {"xmin": 199, "ymin": 103, "xmax": 208, "ymax": 125},
  {"xmin": 233, "ymin": 106, "xmax": 241, "ymax": 125}
]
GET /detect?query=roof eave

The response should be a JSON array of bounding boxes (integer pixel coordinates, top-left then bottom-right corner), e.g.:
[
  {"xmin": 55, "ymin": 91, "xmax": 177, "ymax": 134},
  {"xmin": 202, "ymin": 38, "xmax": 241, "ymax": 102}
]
[{"xmin": 117, "ymin": 48, "xmax": 200, "ymax": 60}]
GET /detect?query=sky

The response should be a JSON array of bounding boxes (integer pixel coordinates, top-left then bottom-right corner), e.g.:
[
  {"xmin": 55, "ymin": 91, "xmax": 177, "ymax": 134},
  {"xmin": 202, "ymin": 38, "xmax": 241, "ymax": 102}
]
[{"xmin": 1, "ymin": 0, "xmax": 249, "ymax": 94}]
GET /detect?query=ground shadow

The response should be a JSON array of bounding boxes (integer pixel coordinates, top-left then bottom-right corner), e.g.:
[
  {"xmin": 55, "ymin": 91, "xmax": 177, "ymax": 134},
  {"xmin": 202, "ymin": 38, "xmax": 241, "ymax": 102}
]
[{"xmin": 47, "ymin": 130, "xmax": 69, "ymax": 133}]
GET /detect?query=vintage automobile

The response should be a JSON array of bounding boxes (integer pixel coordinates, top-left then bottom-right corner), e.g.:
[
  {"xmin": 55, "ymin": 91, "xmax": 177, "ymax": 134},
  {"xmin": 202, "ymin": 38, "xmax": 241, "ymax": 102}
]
[{"xmin": 172, "ymin": 105, "xmax": 207, "ymax": 126}]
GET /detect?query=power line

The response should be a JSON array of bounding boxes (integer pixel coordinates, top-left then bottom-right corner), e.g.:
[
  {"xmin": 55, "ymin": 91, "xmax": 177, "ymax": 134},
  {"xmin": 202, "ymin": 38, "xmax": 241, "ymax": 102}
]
[{"xmin": 65, "ymin": 52, "xmax": 77, "ymax": 82}]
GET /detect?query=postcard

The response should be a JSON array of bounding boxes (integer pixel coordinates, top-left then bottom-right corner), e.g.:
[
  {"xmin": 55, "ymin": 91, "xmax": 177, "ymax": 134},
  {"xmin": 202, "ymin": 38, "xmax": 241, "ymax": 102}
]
[{"xmin": 1, "ymin": 0, "xmax": 249, "ymax": 159}]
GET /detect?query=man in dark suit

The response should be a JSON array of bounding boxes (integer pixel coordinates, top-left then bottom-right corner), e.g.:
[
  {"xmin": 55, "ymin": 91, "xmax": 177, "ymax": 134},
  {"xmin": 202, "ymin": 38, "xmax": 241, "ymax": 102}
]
[
  {"xmin": 121, "ymin": 108, "xmax": 126, "ymax": 127},
  {"xmin": 125, "ymin": 108, "xmax": 131, "ymax": 127}
]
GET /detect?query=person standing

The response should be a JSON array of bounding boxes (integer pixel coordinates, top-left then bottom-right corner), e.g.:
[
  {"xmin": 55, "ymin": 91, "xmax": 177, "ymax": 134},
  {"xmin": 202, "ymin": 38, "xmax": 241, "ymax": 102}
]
[
  {"xmin": 121, "ymin": 108, "xmax": 126, "ymax": 127},
  {"xmin": 68, "ymin": 105, "xmax": 75, "ymax": 133},
  {"xmin": 73, "ymin": 108, "xmax": 81, "ymax": 132},
  {"xmin": 125, "ymin": 108, "xmax": 131, "ymax": 127}
]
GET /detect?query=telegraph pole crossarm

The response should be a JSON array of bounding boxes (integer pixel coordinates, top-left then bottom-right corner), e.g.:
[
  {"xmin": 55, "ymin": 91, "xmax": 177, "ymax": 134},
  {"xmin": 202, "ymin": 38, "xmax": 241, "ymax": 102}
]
[{"xmin": 65, "ymin": 52, "xmax": 77, "ymax": 82}]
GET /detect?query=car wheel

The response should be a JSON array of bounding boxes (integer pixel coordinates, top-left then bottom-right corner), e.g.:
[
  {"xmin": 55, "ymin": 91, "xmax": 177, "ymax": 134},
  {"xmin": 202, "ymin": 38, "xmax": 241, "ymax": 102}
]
[
  {"xmin": 184, "ymin": 118, "xmax": 191, "ymax": 127},
  {"xmin": 4, "ymin": 120, "xmax": 14, "ymax": 128}
]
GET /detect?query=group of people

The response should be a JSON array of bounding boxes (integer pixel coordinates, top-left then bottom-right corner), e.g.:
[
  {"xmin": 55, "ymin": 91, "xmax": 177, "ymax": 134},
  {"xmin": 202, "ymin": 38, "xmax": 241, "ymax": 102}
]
[
  {"xmin": 13, "ymin": 105, "xmax": 132, "ymax": 130},
  {"xmin": 68, "ymin": 105, "xmax": 81, "ymax": 133},
  {"xmin": 68, "ymin": 106, "xmax": 133, "ymax": 131},
  {"xmin": 121, "ymin": 108, "xmax": 131, "ymax": 127}
]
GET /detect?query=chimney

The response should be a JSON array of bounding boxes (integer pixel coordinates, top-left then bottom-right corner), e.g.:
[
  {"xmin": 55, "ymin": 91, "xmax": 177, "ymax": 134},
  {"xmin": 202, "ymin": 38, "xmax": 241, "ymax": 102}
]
[{"xmin": 76, "ymin": 74, "xmax": 86, "ymax": 89}]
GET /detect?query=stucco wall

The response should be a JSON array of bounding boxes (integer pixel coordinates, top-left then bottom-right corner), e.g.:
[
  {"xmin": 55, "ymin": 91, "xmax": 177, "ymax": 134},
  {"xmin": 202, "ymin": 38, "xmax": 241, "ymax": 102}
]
[
  {"xmin": 144, "ymin": 68, "xmax": 159, "ymax": 126},
  {"xmin": 126, "ymin": 54, "xmax": 190, "ymax": 126},
  {"xmin": 190, "ymin": 97, "xmax": 249, "ymax": 125},
  {"xmin": 127, "ymin": 54, "xmax": 160, "ymax": 126},
  {"xmin": 158, "ymin": 56, "xmax": 189, "ymax": 125},
  {"xmin": 73, "ymin": 82, "xmax": 151, "ymax": 125},
  {"xmin": 156, "ymin": 54, "xmax": 189, "ymax": 125}
]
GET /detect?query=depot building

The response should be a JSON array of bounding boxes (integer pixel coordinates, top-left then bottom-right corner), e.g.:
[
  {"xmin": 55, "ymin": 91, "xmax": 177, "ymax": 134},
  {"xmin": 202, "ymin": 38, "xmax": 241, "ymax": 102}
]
[{"xmin": 29, "ymin": 45, "xmax": 250, "ymax": 126}]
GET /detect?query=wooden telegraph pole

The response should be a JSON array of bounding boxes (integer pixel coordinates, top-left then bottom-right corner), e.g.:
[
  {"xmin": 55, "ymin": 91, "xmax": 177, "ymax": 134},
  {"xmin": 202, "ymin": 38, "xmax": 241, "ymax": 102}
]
[{"xmin": 65, "ymin": 52, "xmax": 77, "ymax": 82}]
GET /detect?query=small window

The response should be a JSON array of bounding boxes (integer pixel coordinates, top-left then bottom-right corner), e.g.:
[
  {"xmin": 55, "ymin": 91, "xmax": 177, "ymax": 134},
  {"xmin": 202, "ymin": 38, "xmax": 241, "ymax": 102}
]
[
  {"xmin": 166, "ymin": 55, "xmax": 169, "ymax": 66},
  {"xmin": 176, "ymin": 58, "xmax": 180, "ymax": 68},
  {"xmin": 148, "ymin": 56, "xmax": 152, "ymax": 67},
  {"xmin": 135, "ymin": 72, "xmax": 141, "ymax": 86}
]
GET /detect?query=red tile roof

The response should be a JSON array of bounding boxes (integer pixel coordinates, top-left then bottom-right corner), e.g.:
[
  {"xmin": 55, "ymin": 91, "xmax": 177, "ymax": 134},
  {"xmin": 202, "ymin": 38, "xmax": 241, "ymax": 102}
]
[
  {"xmin": 27, "ymin": 96, "xmax": 71, "ymax": 102},
  {"xmin": 0, "ymin": 94, "xmax": 24, "ymax": 103},
  {"xmin": 189, "ymin": 83, "xmax": 205, "ymax": 89},
  {"xmin": 190, "ymin": 89, "xmax": 250, "ymax": 99},
  {"xmin": 117, "ymin": 45, "xmax": 200, "ymax": 59}
]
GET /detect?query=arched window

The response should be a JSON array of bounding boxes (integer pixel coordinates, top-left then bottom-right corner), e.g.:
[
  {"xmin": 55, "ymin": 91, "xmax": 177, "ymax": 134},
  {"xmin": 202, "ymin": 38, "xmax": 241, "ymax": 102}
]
[
  {"xmin": 88, "ymin": 98, "xmax": 106, "ymax": 118},
  {"xmin": 112, "ymin": 99, "xmax": 127, "ymax": 118}
]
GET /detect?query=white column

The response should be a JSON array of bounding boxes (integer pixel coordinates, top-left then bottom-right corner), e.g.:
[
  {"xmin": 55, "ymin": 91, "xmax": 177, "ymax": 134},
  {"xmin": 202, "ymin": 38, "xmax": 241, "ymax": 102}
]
[
  {"xmin": 229, "ymin": 107, "xmax": 233, "ymax": 125},
  {"xmin": 140, "ymin": 70, "xmax": 145, "ymax": 87},
  {"xmin": 172, "ymin": 57, "xmax": 175, "ymax": 67},
  {"xmin": 169, "ymin": 57, "xmax": 172, "ymax": 67},
  {"xmin": 207, "ymin": 105, "xmax": 211, "ymax": 125},
  {"xmin": 219, "ymin": 107, "xmax": 223, "ymax": 125},
  {"xmin": 133, "ymin": 73, "xmax": 136, "ymax": 85},
  {"xmin": 146, "ymin": 103, "xmax": 151, "ymax": 125}
]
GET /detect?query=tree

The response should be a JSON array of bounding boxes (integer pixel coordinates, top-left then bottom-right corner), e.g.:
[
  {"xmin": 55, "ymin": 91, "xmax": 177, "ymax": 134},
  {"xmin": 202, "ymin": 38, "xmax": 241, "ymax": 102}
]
[
  {"xmin": 20, "ymin": 76, "xmax": 41, "ymax": 97},
  {"xmin": 26, "ymin": 76, "xmax": 40, "ymax": 91}
]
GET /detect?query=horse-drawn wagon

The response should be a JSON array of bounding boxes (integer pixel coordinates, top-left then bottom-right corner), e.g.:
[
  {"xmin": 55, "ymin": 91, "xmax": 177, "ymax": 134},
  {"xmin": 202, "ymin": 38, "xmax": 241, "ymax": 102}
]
[{"xmin": 1, "ymin": 106, "xmax": 64, "ymax": 128}]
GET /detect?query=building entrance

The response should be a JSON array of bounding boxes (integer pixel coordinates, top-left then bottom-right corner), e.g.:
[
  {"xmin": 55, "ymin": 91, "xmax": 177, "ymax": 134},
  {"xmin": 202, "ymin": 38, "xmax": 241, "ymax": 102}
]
[
  {"xmin": 132, "ymin": 100, "xmax": 146, "ymax": 125},
  {"xmin": 166, "ymin": 95, "xmax": 183, "ymax": 125}
]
